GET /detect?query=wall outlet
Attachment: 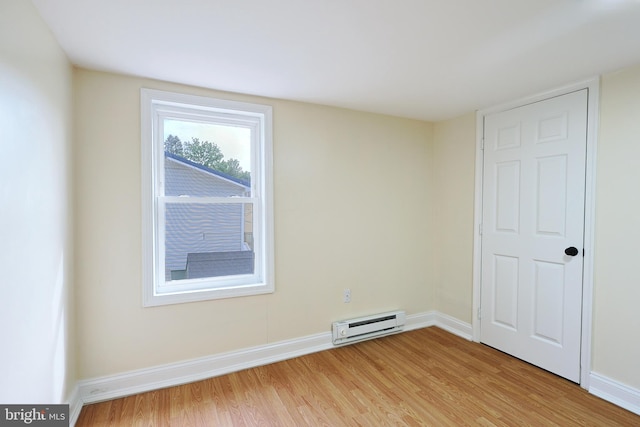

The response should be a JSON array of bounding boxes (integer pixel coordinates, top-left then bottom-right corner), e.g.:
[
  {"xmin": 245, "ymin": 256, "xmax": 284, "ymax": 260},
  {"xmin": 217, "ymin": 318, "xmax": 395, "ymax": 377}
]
[{"xmin": 343, "ymin": 288, "xmax": 351, "ymax": 303}]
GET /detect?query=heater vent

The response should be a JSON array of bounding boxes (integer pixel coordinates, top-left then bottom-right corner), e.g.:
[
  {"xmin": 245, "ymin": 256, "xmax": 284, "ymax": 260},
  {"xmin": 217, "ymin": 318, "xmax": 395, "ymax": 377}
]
[{"xmin": 332, "ymin": 310, "xmax": 406, "ymax": 345}]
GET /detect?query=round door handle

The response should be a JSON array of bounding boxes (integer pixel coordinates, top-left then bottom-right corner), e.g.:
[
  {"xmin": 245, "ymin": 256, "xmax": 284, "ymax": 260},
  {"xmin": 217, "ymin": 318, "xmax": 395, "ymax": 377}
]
[{"xmin": 565, "ymin": 247, "xmax": 579, "ymax": 256}]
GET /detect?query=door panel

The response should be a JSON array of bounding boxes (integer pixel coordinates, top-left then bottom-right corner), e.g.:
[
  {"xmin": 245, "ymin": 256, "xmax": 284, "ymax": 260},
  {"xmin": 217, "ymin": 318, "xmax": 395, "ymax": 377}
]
[
  {"xmin": 480, "ymin": 89, "xmax": 588, "ymax": 382},
  {"xmin": 493, "ymin": 254, "xmax": 519, "ymax": 329},
  {"xmin": 495, "ymin": 161, "xmax": 520, "ymax": 233},
  {"xmin": 532, "ymin": 260, "xmax": 564, "ymax": 344},
  {"xmin": 536, "ymin": 155, "xmax": 567, "ymax": 235}
]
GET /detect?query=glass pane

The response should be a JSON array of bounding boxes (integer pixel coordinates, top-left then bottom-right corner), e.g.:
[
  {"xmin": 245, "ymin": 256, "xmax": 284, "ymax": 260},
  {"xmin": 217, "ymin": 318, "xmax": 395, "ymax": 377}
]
[
  {"xmin": 163, "ymin": 119, "xmax": 251, "ymax": 196},
  {"xmin": 165, "ymin": 203, "xmax": 254, "ymax": 281}
]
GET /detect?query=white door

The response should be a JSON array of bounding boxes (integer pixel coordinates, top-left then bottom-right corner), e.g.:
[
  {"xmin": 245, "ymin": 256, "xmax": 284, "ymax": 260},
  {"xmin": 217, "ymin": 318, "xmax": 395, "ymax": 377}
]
[{"xmin": 480, "ymin": 90, "xmax": 588, "ymax": 382}]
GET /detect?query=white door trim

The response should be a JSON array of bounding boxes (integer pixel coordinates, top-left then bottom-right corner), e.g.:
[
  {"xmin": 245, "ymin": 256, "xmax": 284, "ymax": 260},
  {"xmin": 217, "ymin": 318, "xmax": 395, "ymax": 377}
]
[{"xmin": 472, "ymin": 77, "xmax": 600, "ymax": 388}]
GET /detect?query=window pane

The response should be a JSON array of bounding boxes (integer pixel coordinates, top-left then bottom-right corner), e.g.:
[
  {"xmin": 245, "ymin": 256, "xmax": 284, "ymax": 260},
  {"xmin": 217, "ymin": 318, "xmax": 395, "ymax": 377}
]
[
  {"xmin": 165, "ymin": 203, "xmax": 254, "ymax": 281},
  {"xmin": 163, "ymin": 119, "xmax": 251, "ymax": 196}
]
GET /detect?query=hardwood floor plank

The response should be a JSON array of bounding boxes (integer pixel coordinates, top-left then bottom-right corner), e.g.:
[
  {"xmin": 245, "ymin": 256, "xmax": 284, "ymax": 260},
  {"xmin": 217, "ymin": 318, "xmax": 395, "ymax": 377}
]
[{"xmin": 76, "ymin": 327, "xmax": 640, "ymax": 426}]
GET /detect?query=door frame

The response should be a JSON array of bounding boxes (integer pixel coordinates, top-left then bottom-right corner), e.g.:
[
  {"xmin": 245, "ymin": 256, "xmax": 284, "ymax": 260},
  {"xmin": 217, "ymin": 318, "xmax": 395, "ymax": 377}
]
[{"xmin": 471, "ymin": 77, "xmax": 600, "ymax": 388}]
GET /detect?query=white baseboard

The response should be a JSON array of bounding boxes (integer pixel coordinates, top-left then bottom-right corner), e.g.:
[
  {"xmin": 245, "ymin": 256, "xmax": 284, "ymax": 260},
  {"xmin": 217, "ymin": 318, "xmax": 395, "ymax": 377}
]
[
  {"xmin": 589, "ymin": 372, "xmax": 640, "ymax": 416},
  {"xmin": 405, "ymin": 310, "xmax": 472, "ymax": 340},
  {"xmin": 433, "ymin": 312, "xmax": 473, "ymax": 340},
  {"xmin": 67, "ymin": 385, "xmax": 82, "ymax": 427},
  {"xmin": 74, "ymin": 310, "xmax": 472, "ymax": 410},
  {"xmin": 405, "ymin": 310, "xmax": 437, "ymax": 330},
  {"xmin": 78, "ymin": 331, "xmax": 333, "ymax": 404}
]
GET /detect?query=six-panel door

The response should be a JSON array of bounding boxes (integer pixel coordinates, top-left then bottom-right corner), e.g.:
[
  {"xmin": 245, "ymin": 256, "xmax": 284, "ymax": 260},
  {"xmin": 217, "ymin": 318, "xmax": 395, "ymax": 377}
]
[{"xmin": 480, "ymin": 89, "xmax": 588, "ymax": 382}]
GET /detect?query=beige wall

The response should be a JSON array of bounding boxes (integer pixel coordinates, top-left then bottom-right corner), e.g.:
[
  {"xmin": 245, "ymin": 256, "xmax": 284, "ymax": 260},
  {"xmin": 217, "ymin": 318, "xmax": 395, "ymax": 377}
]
[
  {"xmin": 433, "ymin": 113, "xmax": 477, "ymax": 323},
  {"xmin": 0, "ymin": 0, "xmax": 75, "ymax": 403},
  {"xmin": 592, "ymin": 64, "xmax": 640, "ymax": 389},
  {"xmin": 73, "ymin": 69, "xmax": 436, "ymax": 378}
]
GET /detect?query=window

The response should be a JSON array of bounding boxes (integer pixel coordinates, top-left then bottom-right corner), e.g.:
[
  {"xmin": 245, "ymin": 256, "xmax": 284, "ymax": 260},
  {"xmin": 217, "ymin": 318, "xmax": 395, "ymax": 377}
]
[{"xmin": 141, "ymin": 89, "xmax": 273, "ymax": 306}]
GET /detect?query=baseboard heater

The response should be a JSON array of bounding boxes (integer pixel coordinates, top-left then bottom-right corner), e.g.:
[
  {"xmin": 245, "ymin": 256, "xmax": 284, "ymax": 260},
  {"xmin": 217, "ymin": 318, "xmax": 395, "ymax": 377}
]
[{"xmin": 332, "ymin": 310, "xmax": 406, "ymax": 345}]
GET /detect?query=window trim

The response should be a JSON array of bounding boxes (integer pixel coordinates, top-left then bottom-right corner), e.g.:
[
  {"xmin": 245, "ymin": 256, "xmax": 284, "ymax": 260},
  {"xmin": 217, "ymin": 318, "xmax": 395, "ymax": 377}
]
[{"xmin": 141, "ymin": 88, "xmax": 274, "ymax": 306}]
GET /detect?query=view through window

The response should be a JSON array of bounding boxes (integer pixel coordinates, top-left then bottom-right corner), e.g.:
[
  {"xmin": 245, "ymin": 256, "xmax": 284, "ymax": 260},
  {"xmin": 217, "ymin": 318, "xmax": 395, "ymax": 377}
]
[{"xmin": 163, "ymin": 121, "xmax": 253, "ymax": 283}]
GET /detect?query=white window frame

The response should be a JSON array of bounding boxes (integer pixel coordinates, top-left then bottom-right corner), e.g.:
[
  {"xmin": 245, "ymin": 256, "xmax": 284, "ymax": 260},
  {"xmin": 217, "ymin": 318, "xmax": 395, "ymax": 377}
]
[{"xmin": 141, "ymin": 88, "xmax": 274, "ymax": 306}]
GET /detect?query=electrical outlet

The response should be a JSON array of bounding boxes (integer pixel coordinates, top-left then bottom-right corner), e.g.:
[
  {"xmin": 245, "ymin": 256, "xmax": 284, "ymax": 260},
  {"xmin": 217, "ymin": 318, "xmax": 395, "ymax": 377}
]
[{"xmin": 343, "ymin": 288, "xmax": 351, "ymax": 303}]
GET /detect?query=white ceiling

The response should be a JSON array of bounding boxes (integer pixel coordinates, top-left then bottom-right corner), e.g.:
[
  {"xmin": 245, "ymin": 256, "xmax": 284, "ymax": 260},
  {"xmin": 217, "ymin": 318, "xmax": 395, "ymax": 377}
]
[{"xmin": 31, "ymin": 0, "xmax": 640, "ymax": 121}]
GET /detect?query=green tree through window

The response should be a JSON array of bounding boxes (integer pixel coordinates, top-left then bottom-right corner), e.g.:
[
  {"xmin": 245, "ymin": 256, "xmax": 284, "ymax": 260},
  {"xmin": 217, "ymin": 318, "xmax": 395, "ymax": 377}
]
[{"xmin": 164, "ymin": 134, "xmax": 250, "ymax": 182}]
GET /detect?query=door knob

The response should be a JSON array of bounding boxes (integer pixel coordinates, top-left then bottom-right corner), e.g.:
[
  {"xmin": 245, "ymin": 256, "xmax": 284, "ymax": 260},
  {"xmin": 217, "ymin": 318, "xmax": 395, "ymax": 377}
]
[{"xmin": 564, "ymin": 247, "xmax": 579, "ymax": 256}]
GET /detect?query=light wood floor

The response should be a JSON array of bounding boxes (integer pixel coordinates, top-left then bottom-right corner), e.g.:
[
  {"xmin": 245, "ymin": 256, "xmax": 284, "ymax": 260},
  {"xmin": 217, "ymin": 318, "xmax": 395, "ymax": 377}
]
[{"xmin": 76, "ymin": 327, "xmax": 639, "ymax": 426}]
